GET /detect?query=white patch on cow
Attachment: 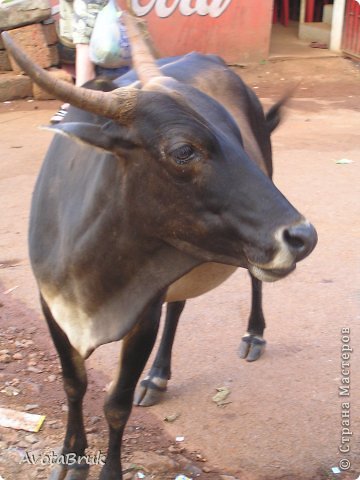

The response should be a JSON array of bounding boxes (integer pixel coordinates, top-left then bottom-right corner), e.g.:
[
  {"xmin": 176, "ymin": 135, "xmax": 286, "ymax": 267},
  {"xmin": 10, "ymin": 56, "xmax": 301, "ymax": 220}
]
[
  {"xmin": 166, "ymin": 263, "xmax": 237, "ymax": 302},
  {"xmin": 41, "ymin": 289, "xmax": 97, "ymax": 358},
  {"xmin": 40, "ymin": 286, "xmax": 137, "ymax": 359}
]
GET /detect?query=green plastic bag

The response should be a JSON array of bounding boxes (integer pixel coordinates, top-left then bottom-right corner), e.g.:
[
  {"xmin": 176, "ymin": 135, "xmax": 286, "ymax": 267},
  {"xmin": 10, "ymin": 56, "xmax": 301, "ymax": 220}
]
[{"xmin": 89, "ymin": 0, "xmax": 131, "ymax": 68}]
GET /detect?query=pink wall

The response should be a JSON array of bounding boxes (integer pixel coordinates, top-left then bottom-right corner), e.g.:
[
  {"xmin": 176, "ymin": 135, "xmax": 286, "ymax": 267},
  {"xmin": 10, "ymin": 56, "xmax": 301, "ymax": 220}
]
[{"xmin": 120, "ymin": 0, "xmax": 274, "ymax": 63}]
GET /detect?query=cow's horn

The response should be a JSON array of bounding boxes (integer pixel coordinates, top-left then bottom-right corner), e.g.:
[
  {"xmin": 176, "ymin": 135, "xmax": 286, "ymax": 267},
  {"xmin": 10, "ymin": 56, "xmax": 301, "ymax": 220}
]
[
  {"xmin": 1, "ymin": 32, "xmax": 137, "ymax": 123},
  {"xmin": 122, "ymin": 13, "xmax": 161, "ymax": 83}
]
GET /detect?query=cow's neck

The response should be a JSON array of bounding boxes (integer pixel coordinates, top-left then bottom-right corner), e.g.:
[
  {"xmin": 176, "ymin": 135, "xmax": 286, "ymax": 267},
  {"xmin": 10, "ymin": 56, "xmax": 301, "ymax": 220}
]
[{"xmin": 40, "ymin": 241, "xmax": 200, "ymax": 358}]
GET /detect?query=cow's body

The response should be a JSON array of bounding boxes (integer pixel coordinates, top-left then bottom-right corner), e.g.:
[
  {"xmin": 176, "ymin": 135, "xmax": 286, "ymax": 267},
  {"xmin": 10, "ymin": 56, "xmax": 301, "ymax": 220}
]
[
  {"xmin": 30, "ymin": 53, "xmax": 276, "ymax": 358},
  {"xmin": 3, "ymin": 20, "xmax": 317, "ymax": 480}
]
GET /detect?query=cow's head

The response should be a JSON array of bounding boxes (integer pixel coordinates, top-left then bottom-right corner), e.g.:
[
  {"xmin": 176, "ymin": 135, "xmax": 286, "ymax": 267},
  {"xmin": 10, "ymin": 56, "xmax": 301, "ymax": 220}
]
[{"xmin": 1, "ymin": 15, "xmax": 317, "ymax": 282}]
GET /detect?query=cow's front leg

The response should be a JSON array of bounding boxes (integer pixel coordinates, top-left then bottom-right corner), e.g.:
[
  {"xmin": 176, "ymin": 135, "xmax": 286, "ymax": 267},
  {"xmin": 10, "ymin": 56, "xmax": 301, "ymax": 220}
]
[
  {"xmin": 100, "ymin": 296, "xmax": 162, "ymax": 480},
  {"xmin": 41, "ymin": 296, "xmax": 89, "ymax": 480},
  {"xmin": 134, "ymin": 300, "xmax": 185, "ymax": 407},
  {"xmin": 238, "ymin": 274, "xmax": 267, "ymax": 362}
]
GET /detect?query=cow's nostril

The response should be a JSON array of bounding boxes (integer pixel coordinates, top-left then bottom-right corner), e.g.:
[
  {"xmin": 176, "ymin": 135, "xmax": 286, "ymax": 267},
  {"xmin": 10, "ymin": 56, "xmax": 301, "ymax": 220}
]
[
  {"xmin": 283, "ymin": 229, "xmax": 305, "ymax": 251},
  {"xmin": 283, "ymin": 222, "xmax": 318, "ymax": 261}
]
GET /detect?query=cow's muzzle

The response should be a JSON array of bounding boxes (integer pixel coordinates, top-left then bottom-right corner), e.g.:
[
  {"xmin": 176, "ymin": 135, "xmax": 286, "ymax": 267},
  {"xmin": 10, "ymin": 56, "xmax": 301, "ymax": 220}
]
[
  {"xmin": 282, "ymin": 221, "xmax": 318, "ymax": 262},
  {"xmin": 248, "ymin": 220, "xmax": 318, "ymax": 282}
]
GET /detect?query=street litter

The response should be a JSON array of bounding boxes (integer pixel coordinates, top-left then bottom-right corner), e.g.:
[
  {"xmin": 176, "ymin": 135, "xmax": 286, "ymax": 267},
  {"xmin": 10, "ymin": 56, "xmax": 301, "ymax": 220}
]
[
  {"xmin": 0, "ymin": 407, "xmax": 45, "ymax": 432},
  {"xmin": 212, "ymin": 386, "xmax": 231, "ymax": 406},
  {"xmin": 336, "ymin": 158, "xmax": 353, "ymax": 164},
  {"xmin": 175, "ymin": 476, "xmax": 192, "ymax": 480},
  {"xmin": 175, "ymin": 436, "xmax": 185, "ymax": 442},
  {"xmin": 310, "ymin": 41, "xmax": 328, "ymax": 49},
  {"xmin": 2, "ymin": 286, "xmax": 19, "ymax": 295},
  {"xmin": 135, "ymin": 473, "xmax": 145, "ymax": 479},
  {"xmin": 24, "ymin": 404, "xmax": 39, "ymax": 412},
  {"xmin": 331, "ymin": 467, "xmax": 341, "ymax": 474},
  {"xmin": 1, "ymin": 385, "xmax": 20, "ymax": 396},
  {"xmin": 164, "ymin": 413, "xmax": 180, "ymax": 422}
]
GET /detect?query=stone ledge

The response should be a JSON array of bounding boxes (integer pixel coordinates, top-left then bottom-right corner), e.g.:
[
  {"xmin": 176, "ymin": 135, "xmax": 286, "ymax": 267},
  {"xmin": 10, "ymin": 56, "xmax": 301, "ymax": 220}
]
[
  {"xmin": 0, "ymin": 68, "xmax": 72, "ymax": 101},
  {"xmin": 0, "ymin": 0, "xmax": 51, "ymax": 31},
  {"xmin": 0, "ymin": 72, "xmax": 32, "ymax": 101}
]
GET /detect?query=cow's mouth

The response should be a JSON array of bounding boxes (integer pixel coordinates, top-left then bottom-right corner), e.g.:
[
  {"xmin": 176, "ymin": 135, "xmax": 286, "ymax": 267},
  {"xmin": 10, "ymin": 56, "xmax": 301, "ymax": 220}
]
[{"xmin": 248, "ymin": 263, "xmax": 296, "ymax": 282}]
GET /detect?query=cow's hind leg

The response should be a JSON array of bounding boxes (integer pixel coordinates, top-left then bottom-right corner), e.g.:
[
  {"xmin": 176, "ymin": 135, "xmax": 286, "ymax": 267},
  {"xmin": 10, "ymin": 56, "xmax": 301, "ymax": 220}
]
[
  {"xmin": 238, "ymin": 274, "xmax": 267, "ymax": 362},
  {"xmin": 41, "ymin": 296, "xmax": 89, "ymax": 480},
  {"xmin": 133, "ymin": 300, "xmax": 185, "ymax": 407},
  {"xmin": 100, "ymin": 297, "xmax": 162, "ymax": 480}
]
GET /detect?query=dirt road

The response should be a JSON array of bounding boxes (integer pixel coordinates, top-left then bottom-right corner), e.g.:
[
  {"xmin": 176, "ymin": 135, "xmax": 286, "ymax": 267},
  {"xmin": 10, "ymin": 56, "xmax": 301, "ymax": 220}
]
[{"xmin": 0, "ymin": 56, "xmax": 359, "ymax": 480}]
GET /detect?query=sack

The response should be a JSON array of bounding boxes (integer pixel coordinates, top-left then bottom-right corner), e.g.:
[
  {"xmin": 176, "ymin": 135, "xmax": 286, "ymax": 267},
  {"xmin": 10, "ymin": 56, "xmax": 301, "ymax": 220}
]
[{"xmin": 89, "ymin": 0, "xmax": 131, "ymax": 69}]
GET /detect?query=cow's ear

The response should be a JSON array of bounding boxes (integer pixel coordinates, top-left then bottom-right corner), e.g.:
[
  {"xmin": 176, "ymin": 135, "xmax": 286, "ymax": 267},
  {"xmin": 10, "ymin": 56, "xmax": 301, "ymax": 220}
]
[
  {"xmin": 265, "ymin": 86, "xmax": 297, "ymax": 133},
  {"xmin": 265, "ymin": 101, "xmax": 285, "ymax": 133},
  {"xmin": 44, "ymin": 122, "xmax": 138, "ymax": 152}
]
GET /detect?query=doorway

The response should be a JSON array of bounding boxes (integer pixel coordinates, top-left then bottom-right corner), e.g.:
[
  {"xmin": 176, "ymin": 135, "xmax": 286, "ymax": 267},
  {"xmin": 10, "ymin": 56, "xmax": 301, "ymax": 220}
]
[{"xmin": 270, "ymin": 0, "xmax": 336, "ymax": 58}]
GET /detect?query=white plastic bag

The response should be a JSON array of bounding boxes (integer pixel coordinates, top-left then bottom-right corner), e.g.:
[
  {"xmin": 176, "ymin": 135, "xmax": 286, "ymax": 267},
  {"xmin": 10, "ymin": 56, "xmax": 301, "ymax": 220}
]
[{"xmin": 89, "ymin": 0, "xmax": 131, "ymax": 68}]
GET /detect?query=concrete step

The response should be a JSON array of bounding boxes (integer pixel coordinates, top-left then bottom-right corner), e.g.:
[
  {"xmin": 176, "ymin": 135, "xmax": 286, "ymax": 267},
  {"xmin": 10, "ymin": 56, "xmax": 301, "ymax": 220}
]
[{"xmin": 299, "ymin": 22, "xmax": 331, "ymax": 45}]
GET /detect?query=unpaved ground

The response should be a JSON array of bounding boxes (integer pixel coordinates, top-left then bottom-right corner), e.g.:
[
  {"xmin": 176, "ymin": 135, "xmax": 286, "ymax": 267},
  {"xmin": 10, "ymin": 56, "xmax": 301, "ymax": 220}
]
[{"xmin": 0, "ymin": 56, "xmax": 359, "ymax": 480}]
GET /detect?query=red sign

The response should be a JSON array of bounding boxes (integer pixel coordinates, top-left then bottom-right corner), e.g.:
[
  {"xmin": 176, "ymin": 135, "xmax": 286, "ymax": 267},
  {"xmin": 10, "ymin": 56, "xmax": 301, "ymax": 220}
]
[
  {"xmin": 119, "ymin": 0, "xmax": 273, "ymax": 63},
  {"xmin": 131, "ymin": 0, "xmax": 233, "ymax": 18}
]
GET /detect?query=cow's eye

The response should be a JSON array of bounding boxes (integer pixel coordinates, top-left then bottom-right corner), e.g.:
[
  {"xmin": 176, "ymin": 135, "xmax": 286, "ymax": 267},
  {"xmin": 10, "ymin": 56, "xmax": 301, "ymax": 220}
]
[{"xmin": 170, "ymin": 144, "xmax": 196, "ymax": 165}]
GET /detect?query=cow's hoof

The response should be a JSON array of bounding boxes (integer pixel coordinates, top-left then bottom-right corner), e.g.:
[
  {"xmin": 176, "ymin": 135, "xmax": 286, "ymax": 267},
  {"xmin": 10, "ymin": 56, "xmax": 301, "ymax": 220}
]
[
  {"xmin": 48, "ymin": 465, "xmax": 67, "ymax": 480},
  {"xmin": 133, "ymin": 376, "xmax": 167, "ymax": 406},
  {"xmin": 65, "ymin": 464, "xmax": 90, "ymax": 480},
  {"xmin": 238, "ymin": 334, "xmax": 266, "ymax": 362}
]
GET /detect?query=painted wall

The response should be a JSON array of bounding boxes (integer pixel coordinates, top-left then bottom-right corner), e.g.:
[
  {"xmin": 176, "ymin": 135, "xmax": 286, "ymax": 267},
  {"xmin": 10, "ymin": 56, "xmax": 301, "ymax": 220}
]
[{"xmin": 119, "ymin": 0, "xmax": 274, "ymax": 63}]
